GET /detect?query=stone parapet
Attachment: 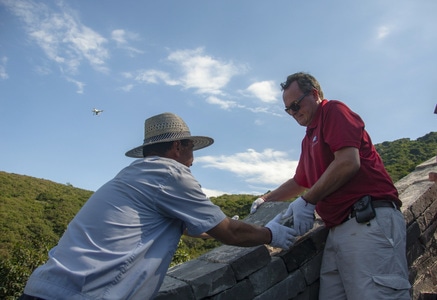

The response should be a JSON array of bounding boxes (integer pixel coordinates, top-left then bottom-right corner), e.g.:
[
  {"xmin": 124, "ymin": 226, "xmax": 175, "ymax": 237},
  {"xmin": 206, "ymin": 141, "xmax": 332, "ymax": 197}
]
[{"xmin": 156, "ymin": 157, "xmax": 437, "ymax": 299}]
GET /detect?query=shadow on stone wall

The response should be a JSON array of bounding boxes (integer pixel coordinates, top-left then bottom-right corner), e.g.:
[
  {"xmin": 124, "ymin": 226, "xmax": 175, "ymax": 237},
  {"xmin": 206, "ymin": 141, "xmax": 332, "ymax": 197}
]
[{"xmin": 156, "ymin": 157, "xmax": 437, "ymax": 300}]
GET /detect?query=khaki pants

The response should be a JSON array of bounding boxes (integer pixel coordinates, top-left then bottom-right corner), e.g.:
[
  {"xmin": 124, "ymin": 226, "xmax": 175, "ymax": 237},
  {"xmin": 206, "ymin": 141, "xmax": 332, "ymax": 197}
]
[{"xmin": 319, "ymin": 207, "xmax": 411, "ymax": 300}]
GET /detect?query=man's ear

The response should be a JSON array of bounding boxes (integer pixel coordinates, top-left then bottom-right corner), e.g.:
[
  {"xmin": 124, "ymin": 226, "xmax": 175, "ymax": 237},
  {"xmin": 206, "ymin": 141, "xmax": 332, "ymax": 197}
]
[
  {"xmin": 165, "ymin": 141, "xmax": 180, "ymax": 160},
  {"xmin": 174, "ymin": 140, "xmax": 181, "ymax": 151}
]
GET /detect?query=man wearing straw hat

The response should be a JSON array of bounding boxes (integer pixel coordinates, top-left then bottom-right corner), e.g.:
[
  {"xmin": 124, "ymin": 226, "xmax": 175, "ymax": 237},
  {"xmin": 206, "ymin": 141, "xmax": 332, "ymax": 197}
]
[{"xmin": 20, "ymin": 112, "xmax": 297, "ymax": 300}]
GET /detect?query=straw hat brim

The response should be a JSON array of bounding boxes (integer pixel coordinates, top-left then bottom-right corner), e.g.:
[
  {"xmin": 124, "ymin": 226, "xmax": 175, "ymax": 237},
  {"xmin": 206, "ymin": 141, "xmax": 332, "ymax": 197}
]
[{"xmin": 125, "ymin": 136, "xmax": 214, "ymax": 158}]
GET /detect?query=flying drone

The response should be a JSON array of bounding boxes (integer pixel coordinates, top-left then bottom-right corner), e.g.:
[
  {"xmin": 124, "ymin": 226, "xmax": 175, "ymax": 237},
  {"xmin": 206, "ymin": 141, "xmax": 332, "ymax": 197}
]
[{"xmin": 92, "ymin": 108, "xmax": 104, "ymax": 115}]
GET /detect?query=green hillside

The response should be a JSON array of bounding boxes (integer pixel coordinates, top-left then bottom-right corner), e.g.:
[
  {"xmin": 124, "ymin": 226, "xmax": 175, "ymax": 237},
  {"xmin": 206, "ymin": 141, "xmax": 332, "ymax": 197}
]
[
  {"xmin": 0, "ymin": 174, "xmax": 93, "ymax": 299},
  {"xmin": 1, "ymin": 131, "xmax": 436, "ymax": 299},
  {"xmin": 375, "ymin": 132, "xmax": 437, "ymax": 182}
]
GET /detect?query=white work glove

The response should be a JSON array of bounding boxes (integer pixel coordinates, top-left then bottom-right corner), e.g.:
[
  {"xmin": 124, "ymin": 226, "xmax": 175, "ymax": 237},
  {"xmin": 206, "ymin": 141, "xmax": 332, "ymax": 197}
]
[
  {"xmin": 265, "ymin": 213, "xmax": 298, "ymax": 249},
  {"xmin": 282, "ymin": 197, "xmax": 316, "ymax": 236},
  {"xmin": 250, "ymin": 197, "xmax": 265, "ymax": 214}
]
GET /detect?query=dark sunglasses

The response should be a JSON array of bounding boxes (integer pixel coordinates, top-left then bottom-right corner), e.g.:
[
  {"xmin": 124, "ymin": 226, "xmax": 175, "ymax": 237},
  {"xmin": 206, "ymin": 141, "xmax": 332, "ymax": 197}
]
[{"xmin": 284, "ymin": 91, "xmax": 310, "ymax": 114}]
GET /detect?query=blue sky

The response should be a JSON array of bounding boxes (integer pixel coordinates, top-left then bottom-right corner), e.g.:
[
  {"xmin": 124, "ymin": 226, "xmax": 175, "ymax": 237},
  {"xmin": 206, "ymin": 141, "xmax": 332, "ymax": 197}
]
[{"xmin": 1, "ymin": 0, "xmax": 436, "ymax": 197}]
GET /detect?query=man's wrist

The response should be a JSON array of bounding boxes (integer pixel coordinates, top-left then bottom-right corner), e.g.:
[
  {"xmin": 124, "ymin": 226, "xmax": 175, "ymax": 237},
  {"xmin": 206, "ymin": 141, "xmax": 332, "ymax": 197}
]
[
  {"xmin": 301, "ymin": 195, "xmax": 308, "ymax": 204},
  {"xmin": 265, "ymin": 227, "xmax": 273, "ymax": 244},
  {"xmin": 300, "ymin": 195, "xmax": 316, "ymax": 207}
]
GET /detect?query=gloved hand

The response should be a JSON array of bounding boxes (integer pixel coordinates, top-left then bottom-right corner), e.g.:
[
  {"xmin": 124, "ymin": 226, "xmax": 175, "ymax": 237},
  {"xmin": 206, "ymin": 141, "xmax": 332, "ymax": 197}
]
[
  {"xmin": 250, "ymin": 197, "xmax": 265, "ymax": 214},
  {"xmin": 282, "ymin": 197, "xmax": 316, "ymax": 235},
  {"xmin": 265, "ymin": 213, "xmax": 298, "ymax": 249}
]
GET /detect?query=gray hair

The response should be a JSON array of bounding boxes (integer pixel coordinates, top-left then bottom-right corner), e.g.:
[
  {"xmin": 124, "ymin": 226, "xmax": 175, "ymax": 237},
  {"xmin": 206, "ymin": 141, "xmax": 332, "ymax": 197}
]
[{"xmin": 280, "ymin": 72, "xmax": 324, "ymax": 99}]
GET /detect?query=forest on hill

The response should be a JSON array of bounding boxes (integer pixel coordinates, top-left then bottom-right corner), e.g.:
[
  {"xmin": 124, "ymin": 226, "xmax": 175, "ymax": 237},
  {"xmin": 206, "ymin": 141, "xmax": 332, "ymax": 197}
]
[{"xmin": 1, "ymin": 131, "xmax": 436, "ymax": 298}]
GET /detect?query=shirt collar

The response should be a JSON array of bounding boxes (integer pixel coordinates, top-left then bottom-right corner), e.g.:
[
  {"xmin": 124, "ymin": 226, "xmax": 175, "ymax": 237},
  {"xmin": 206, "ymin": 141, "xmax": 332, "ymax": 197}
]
[{"xmin": 306, "ymin": 99, "xmax": 328, "ymax": 135}]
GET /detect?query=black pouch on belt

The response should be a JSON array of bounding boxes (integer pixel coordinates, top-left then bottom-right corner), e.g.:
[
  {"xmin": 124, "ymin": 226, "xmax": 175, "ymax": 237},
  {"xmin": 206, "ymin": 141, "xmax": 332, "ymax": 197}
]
[{"xmin": 353, "ymin": 195, "xmax": 376, "ymax": 223}]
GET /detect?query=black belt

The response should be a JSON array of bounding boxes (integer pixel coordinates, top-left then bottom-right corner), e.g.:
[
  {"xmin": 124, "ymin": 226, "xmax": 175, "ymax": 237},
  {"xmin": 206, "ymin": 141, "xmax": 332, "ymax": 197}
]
[
  {"xmin": 344, "ymin": 200, "xmax": 399, "ymax": 223},
  {"xmin": 350, "ymin": 200, "xmax": 399, "ymax": 218}
]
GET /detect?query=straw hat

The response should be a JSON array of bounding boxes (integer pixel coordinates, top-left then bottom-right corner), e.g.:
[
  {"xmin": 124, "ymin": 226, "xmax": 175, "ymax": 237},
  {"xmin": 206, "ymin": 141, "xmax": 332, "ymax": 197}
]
[{"xmin": 125, "ymin": 112, "xmax": 214, "ymax": 158}]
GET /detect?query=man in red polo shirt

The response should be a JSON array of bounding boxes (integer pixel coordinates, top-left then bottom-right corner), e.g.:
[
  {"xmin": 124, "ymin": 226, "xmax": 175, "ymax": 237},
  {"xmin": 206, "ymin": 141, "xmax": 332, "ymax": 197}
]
[{"xmin": 250, "ymin": 72, "xmax": 410, "ymax": 299}]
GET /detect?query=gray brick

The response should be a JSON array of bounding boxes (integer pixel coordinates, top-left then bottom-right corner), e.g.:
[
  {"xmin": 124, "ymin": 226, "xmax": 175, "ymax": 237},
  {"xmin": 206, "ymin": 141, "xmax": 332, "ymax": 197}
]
[
  {"xmin": 249, "ymin": 256, "xmax": 288, "ymax": 295},
  {"xmin": 403, "ymin": 207, "xmax": 415, "ymax": 226},
  {"xmin": 407, "ymin": 221, "xmax": 421, "ymax": 248},
  {"xmin": 199, "ymin": 244, "xmax": 270, "ymax": 280},
  {"xmin": 279, "ymin": 236, "xmax": 317, "ymax": 272},
  {"xmin": 407, "ymin": 240, "xmax": 426, "ymax": 267},
  {"xmin": 253, "ymin": 270, "xmax": 306, "ymax": 300},
  {"xmin": 291, "ymin": 280, "xmax": 320, "ymax": 300},
  {"xmin": 167, "ymin": 259, "xmax": 236, "ymax": 299},
  {"xmin": 410, "ymin": 189, "xmax": 435, "ymax": 220},
  {"xmin": 299, "ymin": 251, "xmax": 323, "ymax": 285},
  {"xmin": 155, "ymin": 276, "xmax": 194, "ymax": 300},
  {"xmin": 420, "ymin": 221, "xmax": 437, "ymax": 247},
  {"xmin": 244, "ymin": 202, "xmax": 291, "ymax": 227},
  {"xmin": 308, "ymin": 226, "xmax": 329, "ymax": 252},
  {"xmin": 423, "ymin": 199, "xmax": 437, "ymax": 229},
  {"xmin": 209, "ymin": 279, "xmax": 255, "ymax": 300}
]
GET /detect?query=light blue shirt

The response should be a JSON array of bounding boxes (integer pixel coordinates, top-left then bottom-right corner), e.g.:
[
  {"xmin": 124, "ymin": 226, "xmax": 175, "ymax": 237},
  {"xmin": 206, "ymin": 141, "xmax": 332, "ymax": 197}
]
[{"xmin": 24, "ymin": 156, "xmax": 226, "ymax": 299}]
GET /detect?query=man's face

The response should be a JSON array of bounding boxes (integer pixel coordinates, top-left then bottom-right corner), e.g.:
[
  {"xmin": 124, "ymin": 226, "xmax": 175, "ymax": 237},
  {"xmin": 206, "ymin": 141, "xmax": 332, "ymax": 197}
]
[
  {"xmin": 178, "ymin": 140, "xmax": 194, "ymax": 167},
  {"xmin": 283, "ymin": 81, "xmax": 319, "ymax": 127}
]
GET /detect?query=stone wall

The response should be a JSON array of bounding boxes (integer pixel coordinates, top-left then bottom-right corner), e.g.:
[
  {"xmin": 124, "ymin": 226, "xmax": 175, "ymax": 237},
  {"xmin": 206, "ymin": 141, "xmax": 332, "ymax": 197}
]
[{"xmin": 156, "ymin": 157, "xmax": 437, "ymax": 300}]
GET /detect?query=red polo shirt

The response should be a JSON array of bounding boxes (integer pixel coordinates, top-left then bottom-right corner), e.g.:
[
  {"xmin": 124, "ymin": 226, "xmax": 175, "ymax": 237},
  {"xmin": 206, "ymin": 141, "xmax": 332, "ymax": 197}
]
[{"xmin": 294, "ymin": 100, "xmax": 400, "ymax": 228}]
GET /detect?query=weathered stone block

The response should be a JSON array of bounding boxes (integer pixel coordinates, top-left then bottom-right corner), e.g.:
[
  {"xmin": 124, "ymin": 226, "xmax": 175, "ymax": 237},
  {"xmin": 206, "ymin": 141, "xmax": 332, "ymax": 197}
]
[
  {"xmin": 249, "ymin": 256, "xmax": 288, "ymax": 295},
  {"xmin": 300, "ymin": 251, "xmax": 323, "ymax": 285},
  {"xmin": 209, "ymin": 279, "xmax": 255, "ymax": 300},
  {"xmin": 407, "ymin": 240, "xmax": 426, "ymax": 267},
  {"xmin": 253, "ymin": 270, "xmax": 307, "ymax": 300},
  {"xmin": 199, "ymin": 244, "xmax": 270, "ymax": 281},
  {"xmin": 403, "ymin": 207, "xmax": 415, "ymax": 226},
  {"xmin": 416, "ymin": 197, "xmax": 437, "ymax": 232},
  {"xmin": 244, "ymin": 202, "xmax": 291, "ymax": 227},
  {"xmin": 410, "ymin": 189, "xmax": 435, "ymax": 220},
  {"xmin": 309, "ymin": 226, "xmax": 329, "ymax": 252},
  {"xmin": 407, "ymin": 221, "xmax": 421, "ymax": 248},
  {"xmin": 419, "ymin": 221, "xmax": 437, "ymax": 248},
  {"xmin": 423, "ymin": 199, "xmax": 437, "ymax": 229},
  {"xmin": 167, "ymin": 259, "xmax": 236, "ymax": 299},
  {"xmin": 155, "ymin": 276, "xmax": 193, "ymax": 299},
  {"xmin": 279, "ymin": 236, "xmax": 317, "ymax": 272},
  {"xmin": 292, "ymin": 280, "xmax": 320, "ymax": 300}
]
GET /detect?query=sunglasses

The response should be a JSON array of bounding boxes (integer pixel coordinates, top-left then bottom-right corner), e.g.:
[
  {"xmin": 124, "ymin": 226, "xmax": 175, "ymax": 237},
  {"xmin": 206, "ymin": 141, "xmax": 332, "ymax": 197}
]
[{"xmin": 284, "ymin": 91, "xmax": 310, "ymax": 114}]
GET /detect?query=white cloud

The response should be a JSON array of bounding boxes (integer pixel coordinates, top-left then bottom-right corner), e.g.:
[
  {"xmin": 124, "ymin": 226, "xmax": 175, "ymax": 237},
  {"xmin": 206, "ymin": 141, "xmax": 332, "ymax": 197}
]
[
  {"xmin": 3, "ymin": 0, "xmax": 109, "ymax": 74},
  {"xmin": 245, "ymin": 81, "xmax": 279, "ymax": 103},
  {"xmin": 111, "ymin": 29, "xmax": 143, "ymax": 55},
  {"xmin": 196, "ymin": 148, "xmax": 297, "ymax": 186},
  {"xmin": 66, "ymin": 77, "xmax": 85, "ymax": 94},
  {"xmin": 0, "ymin": 56, "xmax": 8, "ymax": 79},
  {"xmin": 132, "ymin": 48, "xmax": 281, "ymax": 113},
  {"xmin": 254, "ymin": 119, "xmax": 265, "ymax": 126},
  {"xmin": 34, "ymin": 64, "xmax": 52, "ymax": 75},
  {"xmin": 111, "ymin": 29, "xmax": 128, "ymax": 44},
  {"xmin": 121, "ymin": 72, "xmax": 133, "ymax": 79},
  {"xmin": 119, "ymin": 84, "xmax": 134, "ymax": 92},
  {"xmin": 376, "ymin": 25, "xmax": 391, "ymax": 40},
  {"xmin": 206, "ymin": 96, "xmax": 238, "ymax": 110},
  {"xmin": 201, "ymin": 187, "xmax": 228, "ymax": 198},
  {"xmin": 167, "ymin": 47, "xmax": 244, "ymax": 95},
  {"xmin": 135, "ymin": 69, "xmax": 179, "ymax": 85}
]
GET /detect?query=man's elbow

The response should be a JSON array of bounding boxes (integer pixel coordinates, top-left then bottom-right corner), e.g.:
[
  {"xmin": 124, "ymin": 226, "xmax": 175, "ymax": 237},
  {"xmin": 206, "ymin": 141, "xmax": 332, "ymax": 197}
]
[{"xmin": 349, "ymin": 157, "xmax": 361, "ymax": 175}]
